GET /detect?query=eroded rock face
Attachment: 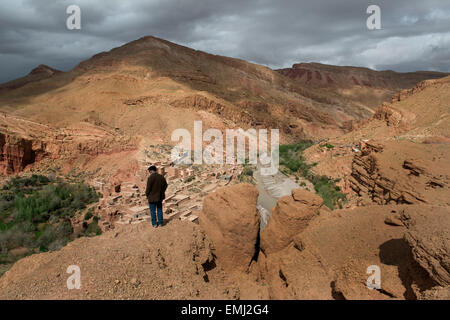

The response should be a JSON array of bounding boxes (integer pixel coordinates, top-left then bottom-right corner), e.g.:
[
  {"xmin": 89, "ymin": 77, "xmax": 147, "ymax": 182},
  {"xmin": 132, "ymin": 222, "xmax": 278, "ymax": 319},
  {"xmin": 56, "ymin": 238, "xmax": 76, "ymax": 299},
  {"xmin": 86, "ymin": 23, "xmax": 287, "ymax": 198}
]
[
  {"xmin": 260, "ymin": 189, "xmax": 323, "ymax": 255},
  {"xmin": 401, "ymin": 206, "xmax": 450, "ymax": 287},
  {"xmin": 349, "ymin": 141, "xmax": 450, "ymax": 206},
  {"xmin": 0, "ymin": 114, "xmax": 139, "ymax": 176},
  {"xmin": 0, "ymin": 133, "xmax": 46, "ymax": 175},
  {"xmin": 373, "ymin": 105, "xmax": 409, "ymax": 127},
  {"xmin": 199, "ymin": 184, "xmax": 260, "ymax": 273}
]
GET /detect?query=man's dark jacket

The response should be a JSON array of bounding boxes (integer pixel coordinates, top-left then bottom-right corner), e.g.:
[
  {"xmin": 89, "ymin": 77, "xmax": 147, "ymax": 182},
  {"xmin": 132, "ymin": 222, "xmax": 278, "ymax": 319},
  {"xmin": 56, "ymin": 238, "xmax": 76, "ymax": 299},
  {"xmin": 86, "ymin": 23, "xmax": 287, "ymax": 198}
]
[{"xmin": 145, "ymin": 172, "xmax": 168, "ymax": 203}]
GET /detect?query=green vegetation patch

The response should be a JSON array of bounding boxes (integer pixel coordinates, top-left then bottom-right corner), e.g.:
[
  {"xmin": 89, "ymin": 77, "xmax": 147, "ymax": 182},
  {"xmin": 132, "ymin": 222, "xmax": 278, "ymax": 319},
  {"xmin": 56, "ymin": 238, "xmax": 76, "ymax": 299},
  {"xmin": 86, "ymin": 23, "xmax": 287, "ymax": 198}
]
[
  {"xmin": 183, "ymin": 176, "xmax": 195, "ymax": 183},
  {"xmin": 310, "ymin": 175, "xmax": 346, "ymax": 210},
  {"xmin": 0, "ymin": 174, "xmax": 101, "ymax": 275},
  {"xmin": 320, "ymin": 143, "xmax": 335, "ymax": 149},
  {"xmin": 279, "ymin": 142, "xmax": 346, "ymax": 210},
  {"xmin": 238, "ymin": 163, "xmax": 255, "ymax": 184},
  {"xmin": 85, "ymin": 216, "xmax": 102, "ymax": 237},
  {"xmin": 279, "ymin": 141, "xmax": 314, "ymax": 176}
]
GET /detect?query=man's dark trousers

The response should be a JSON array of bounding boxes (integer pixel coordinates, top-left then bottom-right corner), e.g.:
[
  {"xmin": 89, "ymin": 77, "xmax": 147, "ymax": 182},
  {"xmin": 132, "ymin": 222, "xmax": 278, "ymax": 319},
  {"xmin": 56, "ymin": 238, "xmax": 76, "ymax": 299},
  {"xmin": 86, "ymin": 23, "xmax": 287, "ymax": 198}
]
[{"xmin": 149, "ymin": 201, "xmax": 163, "ymax": 227}]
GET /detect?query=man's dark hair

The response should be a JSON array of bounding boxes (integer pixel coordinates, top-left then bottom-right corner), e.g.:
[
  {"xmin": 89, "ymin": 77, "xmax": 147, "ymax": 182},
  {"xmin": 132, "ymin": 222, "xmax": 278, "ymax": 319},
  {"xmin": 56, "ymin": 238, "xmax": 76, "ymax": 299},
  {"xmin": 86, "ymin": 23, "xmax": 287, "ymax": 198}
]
[{"xmin": 148, "ymin": 165, "xmax": 157, "ymax": 172}]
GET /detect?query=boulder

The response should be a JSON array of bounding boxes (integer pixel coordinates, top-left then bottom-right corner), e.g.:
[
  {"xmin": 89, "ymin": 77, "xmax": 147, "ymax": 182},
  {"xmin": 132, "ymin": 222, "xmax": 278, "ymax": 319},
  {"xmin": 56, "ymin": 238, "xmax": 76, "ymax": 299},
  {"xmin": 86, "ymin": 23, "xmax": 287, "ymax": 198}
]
[
  {"xmin": 199, "ymin": 184, "xmax": 260, "ymax": 273},
  {"xmin": 260, "ymin": 189, "xmax": 322, "ymax": 255}
]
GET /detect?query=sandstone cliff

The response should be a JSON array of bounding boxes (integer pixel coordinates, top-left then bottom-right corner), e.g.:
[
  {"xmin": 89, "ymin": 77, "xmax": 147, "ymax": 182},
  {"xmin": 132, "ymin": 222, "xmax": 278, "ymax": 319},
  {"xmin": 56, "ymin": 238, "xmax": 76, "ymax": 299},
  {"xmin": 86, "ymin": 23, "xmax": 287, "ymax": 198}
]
[{"xmin": 0, "ymin": 132, "xmax": 46, "ymax": 175}]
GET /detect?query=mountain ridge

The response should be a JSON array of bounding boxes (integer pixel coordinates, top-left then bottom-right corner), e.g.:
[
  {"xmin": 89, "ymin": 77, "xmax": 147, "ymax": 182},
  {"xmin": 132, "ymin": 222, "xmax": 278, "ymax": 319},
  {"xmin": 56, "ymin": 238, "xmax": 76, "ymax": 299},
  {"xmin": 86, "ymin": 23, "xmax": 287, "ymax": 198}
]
[{"xmin": 0, "ymin": 35, "xmax": 448, "ymax": 178}]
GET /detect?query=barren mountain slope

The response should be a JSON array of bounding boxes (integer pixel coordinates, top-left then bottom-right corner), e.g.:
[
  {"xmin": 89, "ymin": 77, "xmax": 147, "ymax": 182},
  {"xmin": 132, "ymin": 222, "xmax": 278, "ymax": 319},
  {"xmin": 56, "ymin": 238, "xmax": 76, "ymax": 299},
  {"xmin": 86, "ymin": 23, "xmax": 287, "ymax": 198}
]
[
  {"xmin": 278, "ymin": 62, "xmax": 448, "ymax": 112},
  {"xmin": 0, "ymin": 36, "xmax": 361, "ymax": 142},
  {"xmin": 3, "ymin": 36, "xmax": 446, "ymax": 143}
]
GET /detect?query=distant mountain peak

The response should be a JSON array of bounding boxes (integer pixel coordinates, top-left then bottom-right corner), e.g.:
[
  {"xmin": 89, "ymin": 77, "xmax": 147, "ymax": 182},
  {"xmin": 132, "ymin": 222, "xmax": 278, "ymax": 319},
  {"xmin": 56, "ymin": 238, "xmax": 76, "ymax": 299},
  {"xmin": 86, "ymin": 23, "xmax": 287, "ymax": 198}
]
[
  {"xmin": 0, "ymin": 64, "xmax": 62, "ymax": 90},
  {"xmin": 29, "ymin": 64, "xmax": 61, "ymax": 76}
]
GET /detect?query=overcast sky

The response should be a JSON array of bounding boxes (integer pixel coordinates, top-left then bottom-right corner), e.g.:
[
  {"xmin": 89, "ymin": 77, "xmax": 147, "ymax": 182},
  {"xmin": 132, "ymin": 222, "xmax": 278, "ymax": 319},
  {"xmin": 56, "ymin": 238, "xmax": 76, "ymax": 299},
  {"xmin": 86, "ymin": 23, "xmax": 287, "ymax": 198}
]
[{"xmin": 1, "ymin": 0, "xmax": 450, "ymax": 83}]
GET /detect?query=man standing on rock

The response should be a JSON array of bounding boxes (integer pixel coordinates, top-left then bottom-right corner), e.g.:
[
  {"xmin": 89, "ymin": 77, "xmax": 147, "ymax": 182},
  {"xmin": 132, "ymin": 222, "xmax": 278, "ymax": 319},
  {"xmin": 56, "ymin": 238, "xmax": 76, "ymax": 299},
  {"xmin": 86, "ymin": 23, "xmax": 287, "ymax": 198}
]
[{"xmin": 145, "ymin": 165, "xmax": 168, "ymax": 228}]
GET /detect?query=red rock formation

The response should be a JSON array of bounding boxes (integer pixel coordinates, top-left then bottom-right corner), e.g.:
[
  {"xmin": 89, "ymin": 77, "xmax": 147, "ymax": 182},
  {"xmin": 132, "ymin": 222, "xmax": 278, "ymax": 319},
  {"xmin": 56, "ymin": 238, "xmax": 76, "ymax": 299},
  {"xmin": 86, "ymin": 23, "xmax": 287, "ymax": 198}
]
[
  {"xmin": 260, "ymin": 189, "xmax": 323, "ymax": 255},
  {"xmin": 351, "ymin": 76, "xmax": 360, "ymax": 86},
  {"xmin": 279, "ymin": 62, "xmax": 448, "ymax": 90},
  {"xmin": 0, "ymin": 133, "xmax": 46, "ymax": 175},
  {"xmin": 400, "ymin": 206, "xmax": 450, "ymax": 287},
  {"xmin": 199, "ymin": 184, "xmax": 260, "ymax": 273},
  {"xmin": 258, "ymin": 204, "xmax": 442, "ymax": 299},
  {"xmin": 0, "ymin": 114, "xmax": 139, "ymax": 177},
  {"xmin": 349, "ymin": 141, "xmax": 449, "ymax": 206}
]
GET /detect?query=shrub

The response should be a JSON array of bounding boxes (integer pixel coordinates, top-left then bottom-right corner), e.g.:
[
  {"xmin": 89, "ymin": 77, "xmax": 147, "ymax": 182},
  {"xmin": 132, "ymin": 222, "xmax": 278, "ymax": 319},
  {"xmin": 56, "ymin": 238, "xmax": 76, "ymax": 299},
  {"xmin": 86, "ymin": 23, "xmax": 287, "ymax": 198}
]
[
  {"xmin": 242, "ymin": 166, "xmax": 253, "ymax": 176},
  {"xmin": 321, "ymin": 143, "xmax": 334, "ymax": 149},
  {"xmin": 184, "ymin": 176, "xmax": 195, "ymax": 183},
  {"xmin": 0, "ymin": 228, "xmax": 35, "ymax": 251},
  {"xmin": 85, "ymin": 220, "xmax": 102, "ymax": 236},
  {"xmin": 37, "ymin": 220, "xmax": 73, "ymax": 249},
  {"xmin": 0, "ymin": 176, "xmax": 101, "ymax": 263},
  {"xmin": 84, "ymin": 209, "xmax": 94, "ymax": 221},
  {"xmin": 7, "ymin": 174, "xmax": 51, "ymax": 192},
  {"xmin": 312, "ymin": 175, "xmax": 346, "ymax": 210},
  {"xmin": 279, "ymin": 141, "xmax": 314, "ymax": 176},
  {"xmin": 13, "ymin": 181, "xmax": 99, "ymax": 224},
  {"xmin": 48, "ymin": 238, "xmax": 68, "ymax": 251}
]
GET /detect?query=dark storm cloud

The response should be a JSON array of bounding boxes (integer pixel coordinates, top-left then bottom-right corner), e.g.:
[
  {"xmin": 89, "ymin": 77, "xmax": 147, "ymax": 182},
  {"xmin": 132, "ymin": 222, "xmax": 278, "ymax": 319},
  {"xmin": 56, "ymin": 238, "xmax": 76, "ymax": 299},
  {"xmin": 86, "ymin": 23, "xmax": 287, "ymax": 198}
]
[{"xmin": 1, "ymin": 0, "xmax": 450, "ymax": 83}]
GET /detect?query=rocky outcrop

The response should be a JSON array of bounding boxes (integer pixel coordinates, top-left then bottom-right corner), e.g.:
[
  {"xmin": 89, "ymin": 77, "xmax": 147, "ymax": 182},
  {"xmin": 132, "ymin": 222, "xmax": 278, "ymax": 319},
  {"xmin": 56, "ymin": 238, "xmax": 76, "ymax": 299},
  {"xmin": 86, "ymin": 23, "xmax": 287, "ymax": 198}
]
[
  {"xmin": 391, "ymin": 78, "xmax": 444, "ymax": 102},
  {"xmin": 349, "ymin": 141, "xmax": 450, "ymax": 206},
  {"xmin": 0, "ymin": 221, "xmax": 234, "ymax": 299},
  {"xmin": 0, "ymin": 130, "xmax": 137, "ymax": 176},
  {"xmin": 171, "ymin": 94, "xmax": 255, "ymax": 128},
  {"xmin": 400, "ymin": 206, "xmax": 450, "ymax": 286},
  {"xmin": 199, "ymin": 184, "xmax": 260, "ymax": 273},
  {"xmin": 260, "ymin": 189, "xmax": 323, "ymax": 254},
  {"xmin": 373, "ymin": 105, "xmax": 405, "ymax": 127},
  {"xmin": 0, "ymin": 133, "xmax": 47, "ymax": 175},
  {"xmin": 0, "ymin": 113, "xmax": 139, "ymax": 176},
  {"xmin": 258, "ymin": 204, "xmax": 443, "ymax": 300}
]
